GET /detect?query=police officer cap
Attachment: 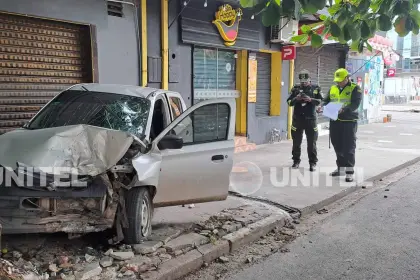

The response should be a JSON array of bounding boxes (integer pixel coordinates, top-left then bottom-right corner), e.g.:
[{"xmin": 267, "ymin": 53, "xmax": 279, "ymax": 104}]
[{"xmin": 298, "ymin": 69, "xmax": 310, "ymax": 82}]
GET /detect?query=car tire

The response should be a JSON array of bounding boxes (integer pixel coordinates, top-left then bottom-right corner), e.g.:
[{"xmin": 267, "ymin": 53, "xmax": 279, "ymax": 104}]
[{"xmin": 123, "ymin": 187, "xmax": 153, "ymax": 244}]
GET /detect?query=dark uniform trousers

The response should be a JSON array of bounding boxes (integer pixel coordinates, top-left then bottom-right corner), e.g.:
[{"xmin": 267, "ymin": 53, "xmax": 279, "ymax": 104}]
[
  {"xmin": 330, "ymin": 120, "xmax": 357, "ymax": 174},
  {"xmin": 291, "ymin": 117, "xmax": 318, "ymax": 164}
]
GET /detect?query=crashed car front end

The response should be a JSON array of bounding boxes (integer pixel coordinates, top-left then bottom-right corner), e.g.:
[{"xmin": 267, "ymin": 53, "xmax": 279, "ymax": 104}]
[
  {"xmin": 0, "ymin": 124, "xmax": 147, "ymax": 236},
  {"xmin": 0, "ymin": 86, "xmax": 156, "ymax": 238}
]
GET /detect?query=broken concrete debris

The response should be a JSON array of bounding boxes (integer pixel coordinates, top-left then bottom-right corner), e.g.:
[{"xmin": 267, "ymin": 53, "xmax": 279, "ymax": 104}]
[
  {"xmin": 99, "ymin": 257, "xmax": 113, "ymax": 268},
  {"xmin": 316, "ymin": 208, "xmax": 329, "ymax": 214},
  {"xmin": 218, "ymin": 257, "xmax": 230, "ymax": 263},
  {"xmin": 74, "ymin": 262, "xmax": 102, "ymax": 280},
  {"xmin": 0, "ymin": 204, "xmax": 289, "ymax": 280},
  {"xmin": 132, "ymin": 241, "xmax": 163, "ymax": 255},
  {"xmin": 164, "ymin": 233, "xmax": 209, "ymax": 253},
  {"xmin": 84, "ymin": 254, "xmax": 95, "ymax": 263},
  {"xmin": 109, "ymin": 251, "xmax": 134, "ymax": 261}
]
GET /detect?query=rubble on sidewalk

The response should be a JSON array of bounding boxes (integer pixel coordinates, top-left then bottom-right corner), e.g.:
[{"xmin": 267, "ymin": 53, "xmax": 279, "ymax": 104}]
[{"xmin": 0, "ymin": 204, "xmax": 290, "ymax": 280}]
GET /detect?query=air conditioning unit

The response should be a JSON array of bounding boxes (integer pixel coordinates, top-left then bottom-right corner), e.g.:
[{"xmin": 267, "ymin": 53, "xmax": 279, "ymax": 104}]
[{"xmin": 270, "ymin": 18, "xmax": 299, "ymax": 44}]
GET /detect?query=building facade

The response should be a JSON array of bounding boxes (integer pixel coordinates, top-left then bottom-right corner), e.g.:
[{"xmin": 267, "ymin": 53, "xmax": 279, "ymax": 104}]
[
  {"xmin": 0, "ymin": 0, "xmax": 140, "ymax": 134},
  {"xmin": 0, "ymin": 0, "xmax": 294, "ymax": 145},
  {"xmin": 162, "ymin": 0, "xmax": 292, "ymax": 145}
]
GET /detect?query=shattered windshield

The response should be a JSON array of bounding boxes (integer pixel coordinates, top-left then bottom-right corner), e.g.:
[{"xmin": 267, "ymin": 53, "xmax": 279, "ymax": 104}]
[{"xmin": 26, "ymin": 90, "xmax": 150, "ymax": 137}]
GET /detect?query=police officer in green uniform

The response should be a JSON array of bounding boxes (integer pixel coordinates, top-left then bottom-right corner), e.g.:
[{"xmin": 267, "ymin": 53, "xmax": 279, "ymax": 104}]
[
  {"xmin": 287, "ymin": 70, "xmax": 323, "ymax": 172},
  {"xmin": 323, "ymin": 68, "xmax": 362, "ymax": 182}
]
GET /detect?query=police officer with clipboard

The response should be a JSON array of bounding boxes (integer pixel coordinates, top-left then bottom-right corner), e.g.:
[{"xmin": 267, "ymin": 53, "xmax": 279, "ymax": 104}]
[{"xmin": 322, "ymin": 68, "xmax": 362, "ymax": 182}]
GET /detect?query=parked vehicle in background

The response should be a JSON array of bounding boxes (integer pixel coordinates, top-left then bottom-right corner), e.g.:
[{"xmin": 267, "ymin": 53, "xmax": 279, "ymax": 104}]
[{"xmin": 0, "ymin": 84, "xmax": 236, "ymax": 243}]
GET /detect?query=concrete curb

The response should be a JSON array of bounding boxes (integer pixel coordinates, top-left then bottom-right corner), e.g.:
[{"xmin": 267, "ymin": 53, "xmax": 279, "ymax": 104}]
[
  {"xmin": 223, "ymin": 214, "xmax": 289, "ymax": 252},
  {"xmin": 381, "ymin": 109, "xmax": 420, "ymax": 113},
  {"xmin": 300, "ymin": 156, "xmax": 420, "ymax": 216},
  {"xmin": 142, "ymin": 213, "xmax": 290, "ymax": 280}
]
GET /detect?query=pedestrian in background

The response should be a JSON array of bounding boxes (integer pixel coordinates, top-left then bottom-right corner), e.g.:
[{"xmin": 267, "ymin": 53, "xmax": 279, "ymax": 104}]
[
  {"xmin": 322, "ymin": 68, "xmax": 362, "ymax": 182},
  {"xmin": 287, "ymin": 70, "xmax": 323, "ymax": 172}
]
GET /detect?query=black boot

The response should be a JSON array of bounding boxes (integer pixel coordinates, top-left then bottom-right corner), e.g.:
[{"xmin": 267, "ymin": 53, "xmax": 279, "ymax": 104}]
[
  {"xmin": 345, "ymin": 174, "xmax": 354, "ymax": 182},
  {"xmin": 330, "ymin": 168, "xmax": 344, "ymax": 177},
  {"xmin": 292, "ymin": 162, "xmax": 300, "ymax": 169},
  {"xmin": 309, "ymin": 163, "xmax": 316, "ymax": 172}
]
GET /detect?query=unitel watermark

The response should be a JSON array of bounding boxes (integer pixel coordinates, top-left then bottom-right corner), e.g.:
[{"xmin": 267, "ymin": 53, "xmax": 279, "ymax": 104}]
[
  {"xmin": 230, "ymin": 161, "xmax": 373, "ymax": 196},
  {"xmin": 0, "ymin": 166, "xmax": 88, "ymax": 188}
]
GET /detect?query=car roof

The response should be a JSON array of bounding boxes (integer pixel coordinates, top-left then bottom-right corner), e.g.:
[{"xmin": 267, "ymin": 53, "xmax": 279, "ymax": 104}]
[{"xmin": 70, "ymin": 83, "xmax": 173, "ymax": 98}]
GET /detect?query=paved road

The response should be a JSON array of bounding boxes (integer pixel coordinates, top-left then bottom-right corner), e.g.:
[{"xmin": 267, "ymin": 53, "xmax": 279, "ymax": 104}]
[{"xmin": 227, "ymin": 169, "xmax": 420, "ymax": 280}]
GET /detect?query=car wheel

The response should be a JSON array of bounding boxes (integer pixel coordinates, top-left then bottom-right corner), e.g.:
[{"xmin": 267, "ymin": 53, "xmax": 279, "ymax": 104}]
[{"xmin": 123, "ymin": 187, "xmax": 153, "ymax": 244}]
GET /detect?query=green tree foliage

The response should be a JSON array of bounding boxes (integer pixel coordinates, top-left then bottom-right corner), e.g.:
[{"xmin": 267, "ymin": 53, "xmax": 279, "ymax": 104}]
[{"xmin": 240, "ymin": 0, "xmax": 420, "ymax": 52}]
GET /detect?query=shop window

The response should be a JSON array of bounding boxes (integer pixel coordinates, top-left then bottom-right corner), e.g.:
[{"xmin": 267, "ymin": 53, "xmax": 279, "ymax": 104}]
[
  {"xmin": 107, "ymin": 1, "xmax": 124, "ymax": 17},
  {"xmin": 193, "ymin": 48, "xmax": 237, "ymax": 103}
]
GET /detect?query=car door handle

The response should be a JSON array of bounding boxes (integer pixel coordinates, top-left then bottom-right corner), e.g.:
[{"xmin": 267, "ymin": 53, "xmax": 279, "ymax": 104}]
[{"xmin": 211, "ymin": 155, "xmax": 224, "ymax": 161}]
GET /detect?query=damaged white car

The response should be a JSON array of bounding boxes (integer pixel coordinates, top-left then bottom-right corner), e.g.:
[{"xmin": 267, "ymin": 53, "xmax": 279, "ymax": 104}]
[{"xmin": 0, "ymin": 84, "xmax": 235, "ymax": 244}]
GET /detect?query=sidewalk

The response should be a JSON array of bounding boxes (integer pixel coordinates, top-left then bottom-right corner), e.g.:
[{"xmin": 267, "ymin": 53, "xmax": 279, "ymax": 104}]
[
  {"xmin": 231, "ymin": 110, "xmax": 420, "ymax": 214},
  {"xmin": 382, "ymin": 102, "xmax": 420, "ymax": 112}
]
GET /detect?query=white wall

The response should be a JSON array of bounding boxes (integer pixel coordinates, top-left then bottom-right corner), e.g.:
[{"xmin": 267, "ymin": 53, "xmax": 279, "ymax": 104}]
[{"xmin": 384, "ymin": 77, "xmax": 419, "ymax": 96}]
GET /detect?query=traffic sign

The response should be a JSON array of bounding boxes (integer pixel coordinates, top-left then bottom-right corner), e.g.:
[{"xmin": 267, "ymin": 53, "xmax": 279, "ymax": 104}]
[{"xmin": 282, "ymin": 45, "xmax": 296, "ymax": 60}]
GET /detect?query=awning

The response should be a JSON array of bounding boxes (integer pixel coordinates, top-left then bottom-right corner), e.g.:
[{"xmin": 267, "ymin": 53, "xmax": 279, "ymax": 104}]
[
  {"xmin": 349, "ymin": 34, "xmax": 400, "ymax": 65},
  {"xmin": 368, "ymin": 35, "xmax": 400, "ymax": 65},
  {"xmin": 296, "ymin": 22, "xmax": 337, "ymax": 47}
]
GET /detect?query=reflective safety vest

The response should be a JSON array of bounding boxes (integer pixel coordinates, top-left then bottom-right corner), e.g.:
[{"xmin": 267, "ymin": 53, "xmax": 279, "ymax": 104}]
[{"xmin": 329, "ymin": 83, "xmax": 357, "ymax": 107}]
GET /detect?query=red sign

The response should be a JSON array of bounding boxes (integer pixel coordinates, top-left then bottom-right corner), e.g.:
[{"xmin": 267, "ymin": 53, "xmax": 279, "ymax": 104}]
[
  {"xmin": 297, "ymin": 23, "xmax": 334, "ymax": 46},
  {"xmin": 387, "ymin": 68, "xmax": 396, "ymax": 77},
  {"xmin": 282, "ymin": 45, "xmax": 296, "ymax": 60}
]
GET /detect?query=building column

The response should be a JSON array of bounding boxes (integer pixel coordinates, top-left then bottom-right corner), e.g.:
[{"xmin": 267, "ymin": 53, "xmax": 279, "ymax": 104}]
[
  {"xmin": 287, "ymin": 59, "xmax": 295, "ymax": 140},
  {"xmin": 161, "ymin": 0, "xmax": 168, "ymax": 90},
  {"xmin": 141, "ymin": 0, "xmax": 147, "ymax": 86},
  {"xmin": 270, "ymin": 52, "xmax": 282, "ymax": 116},
  {"xmin": 235, "ymin": 50, "xmax": 248, "ymax": 136}
]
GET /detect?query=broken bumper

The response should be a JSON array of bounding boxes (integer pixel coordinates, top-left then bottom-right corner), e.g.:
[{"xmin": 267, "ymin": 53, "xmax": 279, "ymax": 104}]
[{"xmin": 0, "ymin": 176, "xmax": 117, "ymax": 234}]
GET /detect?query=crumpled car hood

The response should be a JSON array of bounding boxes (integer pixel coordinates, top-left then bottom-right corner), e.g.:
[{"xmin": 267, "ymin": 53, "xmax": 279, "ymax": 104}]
[{"xmin": 0, "ymin": 124, "xmax": 134, "ymax": 176}]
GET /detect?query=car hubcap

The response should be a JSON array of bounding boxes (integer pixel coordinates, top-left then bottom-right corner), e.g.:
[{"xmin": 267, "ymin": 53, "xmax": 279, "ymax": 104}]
[{"xmin": 140, "ymin": 198, "xmax": 150, "ymax": 236}]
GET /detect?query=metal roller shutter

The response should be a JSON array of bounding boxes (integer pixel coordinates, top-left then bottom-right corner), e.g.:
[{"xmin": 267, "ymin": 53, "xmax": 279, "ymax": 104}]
[
  {"xmin": 316, "ymin": 47, "xmax": 341, "ymax": 124},
  {"xmin": 255, "ymin": 52, "xmax": 271, "ymax": 117},
  {"xmin": 294, "ymin": 46, "xmax": 341, "ymax": 123},
  {"xmin": 294, "ymin": 46, "xmax": 341, "ymax": 93},
  {"xmin": 318, "ymin": 47, "xmax": 340, "ymax": 96},
  {"xmin": 0, "ymin": 13, "xmax": 92, "ymax": 134},
  {"xmin": 294, "ymin": 47, "xmax": 319, "ymax": 86}
]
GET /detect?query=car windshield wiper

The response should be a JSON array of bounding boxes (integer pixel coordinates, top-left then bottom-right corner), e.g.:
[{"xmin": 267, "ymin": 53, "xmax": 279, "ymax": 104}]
[{"xmin": 21, "ymin": 124, "xmax": 37, "ymax": 130}]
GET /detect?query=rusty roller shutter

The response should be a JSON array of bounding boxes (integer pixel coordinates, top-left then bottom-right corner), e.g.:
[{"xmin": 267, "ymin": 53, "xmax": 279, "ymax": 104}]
[{"xmin": 0, "ymin": 13, "xmax": 93, "ymax": 135}]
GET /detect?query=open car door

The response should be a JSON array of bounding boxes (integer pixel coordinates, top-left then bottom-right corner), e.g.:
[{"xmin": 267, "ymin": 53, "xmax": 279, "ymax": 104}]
[{"xmin": 152, "ymin": 98, "xmax": 236, "ymax": 206}]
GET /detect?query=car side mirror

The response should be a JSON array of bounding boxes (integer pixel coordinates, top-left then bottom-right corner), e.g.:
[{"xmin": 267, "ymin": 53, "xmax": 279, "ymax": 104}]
[{"xmin": 158, "ymin": 134, "xmax": 183, "ymax": 150}]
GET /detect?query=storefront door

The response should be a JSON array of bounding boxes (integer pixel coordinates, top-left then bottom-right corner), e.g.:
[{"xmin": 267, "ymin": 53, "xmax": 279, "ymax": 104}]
[{"xmin": 192, "ymin": 47, "xmax": 238, "ymax": 104}]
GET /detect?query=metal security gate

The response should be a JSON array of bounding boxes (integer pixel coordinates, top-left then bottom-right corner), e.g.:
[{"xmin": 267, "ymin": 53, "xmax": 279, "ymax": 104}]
[
  {"xmin": 294, "ymin": 48, "xmax": 319, "ymax": 85},
  {"xmin": 0, "ymin": 13, "xmax": 93, "ymax": 134},
  {"xmin": 255, "ymin": 52, "xmax": 271, "ymax": 117},
  {"xmin": 318, "ymin": 47, "xmax": 340, "ymax": 95},
  {"xmin": 294, "ymin": 46, "xmax": 342, "ymax": 123}
]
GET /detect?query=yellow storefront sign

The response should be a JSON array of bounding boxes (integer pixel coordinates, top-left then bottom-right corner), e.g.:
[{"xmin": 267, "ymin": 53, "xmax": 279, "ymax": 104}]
[{"xmin": 212, "ymin": 4, "xmax": 242, "ymax": 46}]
